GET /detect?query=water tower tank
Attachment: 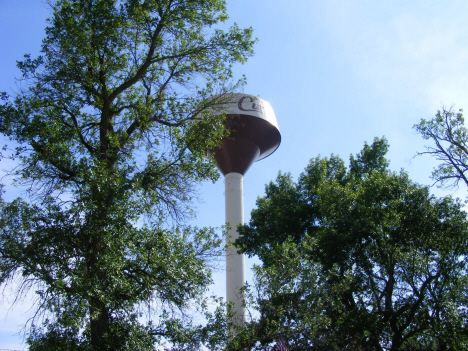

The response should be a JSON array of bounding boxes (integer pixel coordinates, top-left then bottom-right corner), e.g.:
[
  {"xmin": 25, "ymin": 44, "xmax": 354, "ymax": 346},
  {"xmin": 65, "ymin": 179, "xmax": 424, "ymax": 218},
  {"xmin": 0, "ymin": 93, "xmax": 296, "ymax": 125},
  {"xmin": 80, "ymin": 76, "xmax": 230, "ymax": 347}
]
[{"xmin": 207, "ymin": 93, "xmax": 281, "ymax": 175}]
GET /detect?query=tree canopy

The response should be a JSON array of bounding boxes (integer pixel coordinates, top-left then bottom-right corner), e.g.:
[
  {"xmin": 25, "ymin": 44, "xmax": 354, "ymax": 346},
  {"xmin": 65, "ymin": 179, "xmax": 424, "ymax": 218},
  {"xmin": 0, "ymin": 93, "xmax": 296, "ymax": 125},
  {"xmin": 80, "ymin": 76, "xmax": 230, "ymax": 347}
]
[
  {"xmin": 231, "ymin": 138, "xmax": 468, "ymax": 351},
  {"xmin": 0, "ymin": 0, "xmax": 255, "ymax": 349}
]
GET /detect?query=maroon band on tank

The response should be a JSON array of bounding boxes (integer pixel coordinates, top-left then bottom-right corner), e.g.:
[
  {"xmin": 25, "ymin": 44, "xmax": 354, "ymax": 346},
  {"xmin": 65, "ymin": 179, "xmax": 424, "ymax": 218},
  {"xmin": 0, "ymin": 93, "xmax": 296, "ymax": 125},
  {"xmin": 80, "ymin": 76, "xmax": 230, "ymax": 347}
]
[{"xmin": 207, "ymin": 113, "xmax": 281, "ymax": 175}]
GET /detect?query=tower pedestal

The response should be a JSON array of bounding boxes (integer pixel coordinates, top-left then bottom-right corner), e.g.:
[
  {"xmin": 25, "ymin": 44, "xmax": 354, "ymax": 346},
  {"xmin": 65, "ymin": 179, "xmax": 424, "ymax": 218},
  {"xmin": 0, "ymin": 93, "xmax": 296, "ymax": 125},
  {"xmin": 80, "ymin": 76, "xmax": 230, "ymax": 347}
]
[{"xmin": 225, "ymin": 172, "xmax": 246, "ymax": 325}]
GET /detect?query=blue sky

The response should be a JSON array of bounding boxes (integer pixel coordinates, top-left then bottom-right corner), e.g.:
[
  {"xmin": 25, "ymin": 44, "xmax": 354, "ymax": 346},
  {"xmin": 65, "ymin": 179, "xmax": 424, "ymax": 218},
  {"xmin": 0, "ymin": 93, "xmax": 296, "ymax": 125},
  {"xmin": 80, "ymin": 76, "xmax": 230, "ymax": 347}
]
[{"xmin": 2, "ymin": 1, "xmax": 468, "ymax": 349}]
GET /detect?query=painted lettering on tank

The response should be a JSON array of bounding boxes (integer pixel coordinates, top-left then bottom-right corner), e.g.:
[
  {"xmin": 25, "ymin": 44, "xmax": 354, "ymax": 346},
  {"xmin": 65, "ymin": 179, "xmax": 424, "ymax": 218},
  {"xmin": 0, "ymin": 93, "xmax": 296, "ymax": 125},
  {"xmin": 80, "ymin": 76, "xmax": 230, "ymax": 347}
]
[{"xmin": 238, "ymin": 95, "xmax": 262, "ymax": 113}]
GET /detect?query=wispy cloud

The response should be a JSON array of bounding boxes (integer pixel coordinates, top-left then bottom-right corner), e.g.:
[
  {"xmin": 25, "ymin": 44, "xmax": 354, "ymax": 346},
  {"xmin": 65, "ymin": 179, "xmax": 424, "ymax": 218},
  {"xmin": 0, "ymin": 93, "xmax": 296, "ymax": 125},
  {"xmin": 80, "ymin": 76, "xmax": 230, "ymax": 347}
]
[{"xmin": 318, "ymin": 1, "xmax": 468, "ymax": 113}]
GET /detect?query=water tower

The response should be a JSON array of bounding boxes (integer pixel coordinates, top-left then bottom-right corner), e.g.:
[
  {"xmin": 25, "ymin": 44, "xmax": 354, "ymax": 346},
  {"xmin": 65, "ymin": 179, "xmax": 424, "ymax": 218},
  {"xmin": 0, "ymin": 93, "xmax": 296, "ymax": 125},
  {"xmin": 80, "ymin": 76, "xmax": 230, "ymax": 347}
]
[{"xmin": 208, "ymin": 93, "xmax": 281, "ymax": 325}]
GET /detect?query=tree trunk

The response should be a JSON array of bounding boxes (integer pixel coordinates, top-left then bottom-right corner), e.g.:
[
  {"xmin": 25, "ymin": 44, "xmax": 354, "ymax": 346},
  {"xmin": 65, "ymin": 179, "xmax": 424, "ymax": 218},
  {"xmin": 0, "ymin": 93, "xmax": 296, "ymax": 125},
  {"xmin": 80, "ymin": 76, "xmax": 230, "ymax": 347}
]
[{"xmin": 90, "ymin": 300, "xmax": 110, "ymax": 347}]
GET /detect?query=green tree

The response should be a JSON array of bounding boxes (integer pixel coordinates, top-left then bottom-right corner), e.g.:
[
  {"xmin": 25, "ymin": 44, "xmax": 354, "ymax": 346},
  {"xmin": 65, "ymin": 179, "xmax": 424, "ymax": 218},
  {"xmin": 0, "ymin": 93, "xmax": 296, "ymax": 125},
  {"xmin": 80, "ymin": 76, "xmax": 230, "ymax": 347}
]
[
  {"xmin": 0, "ymin": 0, "xmax": 255, "ymax": 349},
  {"xmin": 414, "ymin": 108, "xmax": 468, "ymax": 189},
  {"xmin": 231, "ymin": 138, "xmax": 468, "ymax": 351}
]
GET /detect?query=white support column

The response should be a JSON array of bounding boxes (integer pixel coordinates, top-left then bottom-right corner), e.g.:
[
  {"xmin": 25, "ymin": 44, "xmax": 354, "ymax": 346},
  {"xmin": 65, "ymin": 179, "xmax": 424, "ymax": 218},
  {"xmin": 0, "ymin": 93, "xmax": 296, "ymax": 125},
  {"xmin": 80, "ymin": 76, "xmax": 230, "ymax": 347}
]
[{"xmin": 224, "ymin": 172, "xmax": 246, "ymax": 325}]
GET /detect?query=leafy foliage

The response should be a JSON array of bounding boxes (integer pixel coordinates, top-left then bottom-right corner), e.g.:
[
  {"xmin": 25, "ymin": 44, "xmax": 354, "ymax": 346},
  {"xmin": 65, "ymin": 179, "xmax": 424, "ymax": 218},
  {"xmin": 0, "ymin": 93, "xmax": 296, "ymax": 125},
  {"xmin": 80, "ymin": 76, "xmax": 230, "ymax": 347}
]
[
  {"xmin": 414, "ymin": 108, "xmax": 468, "ymax": 189},
  {"xmin": 0, "ymin": 0, "xmax": 256, "ymax": 349},
  {"xmin": 232, "ymin": 138, "xmax": 468, "ymax": 350}
]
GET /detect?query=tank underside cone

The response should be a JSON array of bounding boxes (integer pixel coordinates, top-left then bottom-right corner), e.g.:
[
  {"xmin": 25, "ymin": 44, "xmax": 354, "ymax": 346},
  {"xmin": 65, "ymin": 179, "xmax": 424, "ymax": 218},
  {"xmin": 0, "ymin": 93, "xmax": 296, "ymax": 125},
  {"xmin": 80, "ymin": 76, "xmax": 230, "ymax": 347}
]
[{"xmin": 208, "ymin": 113, "xmax": 281, "ymax": 176}]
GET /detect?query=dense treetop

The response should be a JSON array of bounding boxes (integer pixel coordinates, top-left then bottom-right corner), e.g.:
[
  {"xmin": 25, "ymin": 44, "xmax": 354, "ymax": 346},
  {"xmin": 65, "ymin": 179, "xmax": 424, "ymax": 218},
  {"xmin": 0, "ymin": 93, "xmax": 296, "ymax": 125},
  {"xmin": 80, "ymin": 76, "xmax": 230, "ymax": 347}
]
[{"xmin": 230, "ymin": 138, "xmax": 468, "ymax": 351}]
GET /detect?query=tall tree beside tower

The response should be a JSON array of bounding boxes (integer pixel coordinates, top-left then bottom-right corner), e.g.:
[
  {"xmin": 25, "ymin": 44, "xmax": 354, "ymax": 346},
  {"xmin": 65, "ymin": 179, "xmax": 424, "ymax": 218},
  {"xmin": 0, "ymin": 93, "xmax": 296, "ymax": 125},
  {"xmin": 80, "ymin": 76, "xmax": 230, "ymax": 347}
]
[{"xmin": 0, "ymin": 0, "xmax": 256, "ymax": 349}]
